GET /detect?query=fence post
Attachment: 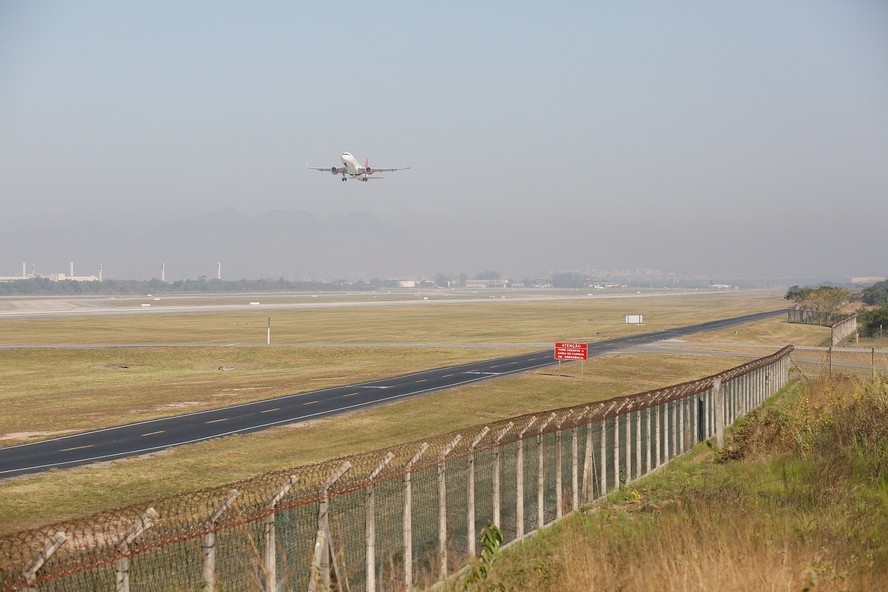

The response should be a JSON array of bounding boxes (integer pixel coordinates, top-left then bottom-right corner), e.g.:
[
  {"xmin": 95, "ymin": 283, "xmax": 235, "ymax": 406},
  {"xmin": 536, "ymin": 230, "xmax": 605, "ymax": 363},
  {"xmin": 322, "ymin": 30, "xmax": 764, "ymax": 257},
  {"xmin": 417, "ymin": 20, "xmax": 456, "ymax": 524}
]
[
  {"xmin": 115, "ymin": 508, "xmax": 159, "ymax": 592},
  {"xmin": 438, "ymin": 435, "xmax": 462, "ymax": 581},
  {"xmin": 714, "ymin": 378, "xmax": 724, "ymax": 449},
  {"xmin": 365, "ymin": 453, "xmax": 395, "ymax": 592},
  {"xmin": 624, "ymin": 408, "xmax": 632, "ymax": 483},
  {"xmin": 22, "ymin": 531, "xmax": 66, "ymax": 592},
  {"xmin": 537, "ymin": 412, "xmax": 557, "ymax": 530},
  {"xmin": 264, "ymin": 478, "xmax": 297, "ymax": 592},
  {"xmin": 874, "ymin": 347, "xmax": 877, "ymax": 380},
  {"xmin": 202, "ymin": 490, "xmax": 239, "ymax": 592},
  {"xmin": 655, "ymin": 397, "xmax": 662, "ymax": 468},
  {"xmin": 635, "ymin": 406, "xmax": 642, "ymax": 480},
  {"xmin": 555, "ymin": 410, "xmax": 573, "ymax": 518},
  {"xmin": 403, "ymin": 442, "xmax": 429, "ymax": 592},
  {"xmin": 580, "ymin": 406, "xmax": 599, "ymax": 503},
  {"xmin": 829, "ymin": 346, "xmax": 832, "ymax": 377},
  {"xmin": 570, "ymin": 409, "xmax": 586, "ymax": 513},
  {"xmin": 311, "ymin": 461, "xmax": 352, "ymax": 592},
  {"xmin": 645, "ymin": 400, "xmax": 653, "ymax": 473},
  {"xmin": 492, "ymin": 422, "xmax": 513, "ymax": 530},
  {"xmin": 613, "ymin": 405, "xmax": 621, "ymax": 490},
  {"xmin": 467, "ymin": 427, "xmax": 490, "ymax": 558},
  {"xmin": 516, "ymin": 417, "xmax": 538, "ymax": 538}
]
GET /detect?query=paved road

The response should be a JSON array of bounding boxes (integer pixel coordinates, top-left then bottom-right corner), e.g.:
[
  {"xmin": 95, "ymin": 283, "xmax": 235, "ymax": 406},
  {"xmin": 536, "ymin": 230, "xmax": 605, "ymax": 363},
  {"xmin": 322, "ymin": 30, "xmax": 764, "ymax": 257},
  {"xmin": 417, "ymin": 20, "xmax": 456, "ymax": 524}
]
[{"xmin": 0, "ymin": 309, "xmax": 783, "ymax": 478}]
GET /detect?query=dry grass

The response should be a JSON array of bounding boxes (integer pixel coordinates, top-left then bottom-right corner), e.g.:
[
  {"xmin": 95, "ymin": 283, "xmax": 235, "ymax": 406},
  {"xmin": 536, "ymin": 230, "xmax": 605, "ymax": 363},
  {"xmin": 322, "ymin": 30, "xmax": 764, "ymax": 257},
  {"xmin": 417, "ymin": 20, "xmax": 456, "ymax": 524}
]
[
  {"xmin": 0, "ymin": 289, "xmax": 791, "ymax": 534},
  {"xmin": 466, "ymin": 377, "xmax": 888, "ymax": 592},
  {"xmin": 0, "ymin": 353, "xmax": 746, "ymax": 536},
  {"xmin": 0, "ymin": 290, "xmax": 786, "ymax": 345},
  {"xmin": 0, "ymin": 346, "xmax": 520, "ymax": 442}
]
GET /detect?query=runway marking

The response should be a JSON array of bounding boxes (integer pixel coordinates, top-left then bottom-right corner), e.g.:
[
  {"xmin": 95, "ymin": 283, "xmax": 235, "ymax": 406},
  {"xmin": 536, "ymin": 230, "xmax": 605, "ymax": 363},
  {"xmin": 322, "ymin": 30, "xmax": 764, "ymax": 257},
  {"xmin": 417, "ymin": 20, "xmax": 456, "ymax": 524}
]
[
  {"xmin": 442, "ymin": 373, "xmax": 457, "ymax": 378},
  {"xmin": 205, "ymin": 418, "xmax": 228, "ymax": 424},
  {"xmin": 260, "ymin": 408, "xmax": 280, "ymax": 414},
  {"xmin": 302, "ymin": 400, "xmax": 320, "ymax": 405},
  {"xmin": 341, "ymin": 392, "xmax": 361, "ymax": 397},
  {"xmin": 464, "ymin": 371, "xmax": 502, "ymax": 376},
  {"xmin": 416, "ymin": 379, "xmax": 429, "ymax": 383},
  {"xmin": 141, "ymin": 431, "xmax": 165, "ymax": 437},
  {"xmin": 361, "ymin": 386, "xmax": 390, "ymax": 389},
  {"xmin": 60, "ymin": 444, "xmax": 94, "ymax": 452}
]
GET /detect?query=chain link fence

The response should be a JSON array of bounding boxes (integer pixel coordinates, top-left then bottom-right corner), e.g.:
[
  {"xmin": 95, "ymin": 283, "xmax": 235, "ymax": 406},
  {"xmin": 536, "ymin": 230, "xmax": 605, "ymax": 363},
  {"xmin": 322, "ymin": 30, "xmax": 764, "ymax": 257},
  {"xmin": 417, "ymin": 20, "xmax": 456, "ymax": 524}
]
[
  {"xmin": 1, "ymin": 347, "xmax": 795, "ymax": 592},
  {"xmin": 790, "ymin": 345, "xmax": 888, "ymax": 379}
]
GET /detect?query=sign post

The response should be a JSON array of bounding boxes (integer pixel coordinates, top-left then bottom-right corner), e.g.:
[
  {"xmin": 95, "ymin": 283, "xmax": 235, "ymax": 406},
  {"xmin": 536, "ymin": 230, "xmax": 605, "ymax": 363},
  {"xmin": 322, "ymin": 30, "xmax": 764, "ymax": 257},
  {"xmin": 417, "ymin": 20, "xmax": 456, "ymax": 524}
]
[{"xmin": 554, "ymin": 342, "xmax": 588, "ymax": 377}]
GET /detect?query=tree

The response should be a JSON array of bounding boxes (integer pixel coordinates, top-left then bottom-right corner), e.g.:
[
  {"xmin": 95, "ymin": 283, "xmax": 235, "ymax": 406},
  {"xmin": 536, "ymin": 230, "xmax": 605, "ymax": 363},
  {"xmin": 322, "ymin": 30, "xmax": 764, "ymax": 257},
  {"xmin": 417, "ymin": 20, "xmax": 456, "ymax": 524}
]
[
  {"xmin": 858, "ymin": 304, "xmax": 888, "ymax": 337},
  {"xmin": 861, "ymin": 280, "xmax": 888, "ymax": 306}
]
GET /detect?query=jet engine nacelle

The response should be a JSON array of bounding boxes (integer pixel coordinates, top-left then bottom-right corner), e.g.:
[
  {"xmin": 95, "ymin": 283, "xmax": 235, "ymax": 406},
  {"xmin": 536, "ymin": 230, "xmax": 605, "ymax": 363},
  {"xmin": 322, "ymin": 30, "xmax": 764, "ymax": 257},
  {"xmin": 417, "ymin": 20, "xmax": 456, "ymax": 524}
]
[{"xmin": 331, "ymin": 167, "xmax": 339, "ymax": 175}]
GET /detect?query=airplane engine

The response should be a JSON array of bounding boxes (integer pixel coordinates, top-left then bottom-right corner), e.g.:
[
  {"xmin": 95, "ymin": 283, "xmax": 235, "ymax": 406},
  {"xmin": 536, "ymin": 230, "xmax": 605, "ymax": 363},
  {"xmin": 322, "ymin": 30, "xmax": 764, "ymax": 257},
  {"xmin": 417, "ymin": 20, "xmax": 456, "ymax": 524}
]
[{"xmin": 331, "ymin": 167, "xmax": 338, "ymax": 174}]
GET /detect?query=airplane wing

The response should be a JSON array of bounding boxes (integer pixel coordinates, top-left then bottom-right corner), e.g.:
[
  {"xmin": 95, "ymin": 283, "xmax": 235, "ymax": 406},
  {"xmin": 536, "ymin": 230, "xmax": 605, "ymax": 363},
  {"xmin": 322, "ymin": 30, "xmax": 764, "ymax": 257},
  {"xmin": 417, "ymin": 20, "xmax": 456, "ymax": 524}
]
[
  {"xmin": 306, "ymin": 163, "xmax": 346, "ymax": 174},
  {"xmin": 368, "ymin": 166, "xmax": 410, "ymax": 173}
]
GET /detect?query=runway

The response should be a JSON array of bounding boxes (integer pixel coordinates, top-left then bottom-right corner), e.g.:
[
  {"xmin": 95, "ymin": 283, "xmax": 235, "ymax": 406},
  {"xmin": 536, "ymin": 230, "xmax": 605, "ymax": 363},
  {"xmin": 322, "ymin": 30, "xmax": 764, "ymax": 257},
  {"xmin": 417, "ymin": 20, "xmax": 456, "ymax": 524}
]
[{"xmin": 0, "ymin": 309, "xmax": 783, "ymax": 478}]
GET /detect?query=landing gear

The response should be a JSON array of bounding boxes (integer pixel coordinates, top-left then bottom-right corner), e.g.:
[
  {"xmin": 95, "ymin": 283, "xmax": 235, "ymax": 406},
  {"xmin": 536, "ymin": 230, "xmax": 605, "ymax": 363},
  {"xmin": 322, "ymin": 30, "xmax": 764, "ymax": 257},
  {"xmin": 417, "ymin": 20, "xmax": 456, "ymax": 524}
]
[{"xmin": 341, "ymin": 174, "xmax": 347, "ymax": 182}]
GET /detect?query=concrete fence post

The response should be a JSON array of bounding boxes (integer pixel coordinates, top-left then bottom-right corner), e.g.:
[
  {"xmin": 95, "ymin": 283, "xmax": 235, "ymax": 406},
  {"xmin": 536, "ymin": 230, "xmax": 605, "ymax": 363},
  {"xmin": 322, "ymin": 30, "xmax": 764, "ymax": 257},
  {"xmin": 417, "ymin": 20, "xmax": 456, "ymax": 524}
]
[
  {"xmin": 438, "ymin": 435, "xmax": 462, "ymax": 581},
  {"xmin": 114, "ymin": 508, "xmax": 159, "ymax": 592},
  {"xmin": 571, "ymin": 408, "xmax": 587, "ymax": 513},
  {"xmin": 613, "ymin": 407, "xmax": 621, "ymax": 490},
  {"xmin": 655, "ymin": 399, "xmax": 662, "ymax": 468},
  {"xmin": 516, "ymin": 417, "xmax": 538, "ymax": 539},
  {"xmin": 492, "ymin": 423, "xmax": 513, "ymax": 530},
  {"xmin": 555, "ymin": 410, "xmax": 573, "ymax": 518},
  {"xmin": 467, "ymin": 427, "xmax": 490, "ymax": 558},
  {"xmin": 645, "ymin": 403, "xmax": 653, "ymax": 473},
  {"xmin": 311, "ymin": 461, "xmax": 352, "ymax": 592},
  {"xmin": 403, "ymin": 442, "xmax": 429, "ymax": 592},
  {"xmin": 624, "ymin": 409, "xmax": 632, "ymax": 483},
  {"xmin": 714, "ymin": 378, "xmax": 724, "ymax": 449},
  {"xmin": 536, "ymin": 413, "xmax": 557, "ymax": 530},
  {"xmin": 264, "ymin": 477, "xmax": 297, "ymax": 592},
  {"xmin": 22, "ymin": 532, "xmax": 66, "ymax": 592},
  {"xmin": 202, "ymin": 490, "xmax": 239, "ymax": 592},
  {"xmin": 366, "ymin": 453, "xmax": 394, "ymax": 592},
  {"xmin": 635, "ymin": 407, "xmax": 642, "ymax": 480}
]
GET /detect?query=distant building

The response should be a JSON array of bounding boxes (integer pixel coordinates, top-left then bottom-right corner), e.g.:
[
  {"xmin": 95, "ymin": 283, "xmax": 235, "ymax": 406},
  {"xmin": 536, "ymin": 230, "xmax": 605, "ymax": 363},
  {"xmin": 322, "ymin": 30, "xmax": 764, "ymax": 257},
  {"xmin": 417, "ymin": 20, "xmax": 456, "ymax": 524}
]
[
  {"xmin": 851, "ymin": 277, "xmax": 887, "ymax": 284},
  {"xmin": 465, "ymin": 279, "xmax": 509, "ymax": 289}
]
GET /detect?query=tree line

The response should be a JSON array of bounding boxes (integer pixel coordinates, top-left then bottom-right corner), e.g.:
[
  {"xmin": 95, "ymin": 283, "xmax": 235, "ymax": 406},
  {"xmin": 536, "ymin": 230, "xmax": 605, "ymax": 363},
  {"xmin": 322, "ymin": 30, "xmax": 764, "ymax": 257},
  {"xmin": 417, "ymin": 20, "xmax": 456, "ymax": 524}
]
[{"xmin": 786, "ymin": 282, "xmax": 888, "ymax": 339}]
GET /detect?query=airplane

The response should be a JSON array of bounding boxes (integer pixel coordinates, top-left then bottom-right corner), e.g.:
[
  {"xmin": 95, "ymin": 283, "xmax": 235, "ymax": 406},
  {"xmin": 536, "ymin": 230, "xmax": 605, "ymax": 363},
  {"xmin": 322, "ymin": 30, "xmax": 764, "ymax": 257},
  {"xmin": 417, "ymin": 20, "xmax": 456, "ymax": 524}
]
[{"xmin": 306, "ymin": 152, "xmax": 410, "ymax": 182}]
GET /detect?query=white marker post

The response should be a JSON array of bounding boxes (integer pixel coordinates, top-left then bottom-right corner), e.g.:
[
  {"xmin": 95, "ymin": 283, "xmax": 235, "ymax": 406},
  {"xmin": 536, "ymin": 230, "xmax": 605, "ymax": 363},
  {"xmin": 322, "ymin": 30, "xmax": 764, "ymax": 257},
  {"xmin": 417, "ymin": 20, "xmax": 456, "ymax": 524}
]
[{"xmin": 267, "ymin": 316, "xmax": 271, "ymax": 345}]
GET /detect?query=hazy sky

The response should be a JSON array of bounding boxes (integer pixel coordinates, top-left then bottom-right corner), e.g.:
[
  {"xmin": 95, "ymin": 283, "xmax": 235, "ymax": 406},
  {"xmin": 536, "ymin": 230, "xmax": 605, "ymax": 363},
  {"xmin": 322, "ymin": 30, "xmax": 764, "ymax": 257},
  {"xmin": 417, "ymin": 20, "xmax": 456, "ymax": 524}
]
[{"xmin": 1, "ymin": 1, "xmax": 887, "ymax": 279}]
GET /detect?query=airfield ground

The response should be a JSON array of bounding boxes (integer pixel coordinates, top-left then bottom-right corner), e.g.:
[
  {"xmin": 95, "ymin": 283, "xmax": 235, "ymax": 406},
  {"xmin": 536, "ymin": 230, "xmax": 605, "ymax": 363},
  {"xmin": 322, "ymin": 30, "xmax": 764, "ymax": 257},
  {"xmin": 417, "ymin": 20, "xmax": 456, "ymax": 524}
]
[{"xmin": 0, "ymin": 289, "xmax": 830, "ymax": 535}]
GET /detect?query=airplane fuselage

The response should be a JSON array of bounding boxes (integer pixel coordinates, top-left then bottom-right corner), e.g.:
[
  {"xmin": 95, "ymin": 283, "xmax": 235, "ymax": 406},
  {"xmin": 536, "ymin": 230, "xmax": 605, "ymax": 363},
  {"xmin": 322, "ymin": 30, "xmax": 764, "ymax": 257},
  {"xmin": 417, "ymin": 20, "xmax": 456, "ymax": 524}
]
[{"xmin": 341, "ymin": 152, "xmax": 365, "ymax": 177}]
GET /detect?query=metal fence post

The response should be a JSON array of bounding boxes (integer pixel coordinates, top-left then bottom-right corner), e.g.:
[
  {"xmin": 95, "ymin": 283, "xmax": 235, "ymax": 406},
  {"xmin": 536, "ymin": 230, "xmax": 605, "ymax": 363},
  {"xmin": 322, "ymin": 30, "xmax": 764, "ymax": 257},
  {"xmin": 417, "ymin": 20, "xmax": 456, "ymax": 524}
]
[
  {"xmin": 202, "ymin": 490, "xmax": 239, "ymax": 592},
  {"xmin": 366, "ymin": 453, "xmax": 394, "ymax": 592},
  {"xmin": 403, "ymin": 442, "xmax": 429, "ymax": 592},
  {"xmin": 114, "ymin": 508, "xmax": 158, "ymax": 592},
  {"xmin": 467, "ymin": 427, "xmax": 490, "ymax": 558},
  {"xmin": 22, "ymin": 532, "xmax": 66, "ymax": 592},
  {"xmin": 516, "ymin": 417, "xmax": 538, "ymax": 538},
  {"xmin": 438, "ymin": 435, "xmax": 462, "ymax": 581}
]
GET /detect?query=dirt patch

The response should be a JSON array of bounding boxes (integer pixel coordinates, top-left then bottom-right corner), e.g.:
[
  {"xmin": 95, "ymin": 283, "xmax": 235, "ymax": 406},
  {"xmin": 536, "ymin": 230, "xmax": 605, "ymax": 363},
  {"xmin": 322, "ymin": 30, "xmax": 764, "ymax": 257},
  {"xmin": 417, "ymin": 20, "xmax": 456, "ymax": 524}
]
[{"xmin": 0, "ymin": 430, "xmax": 77, "ymax": 443}]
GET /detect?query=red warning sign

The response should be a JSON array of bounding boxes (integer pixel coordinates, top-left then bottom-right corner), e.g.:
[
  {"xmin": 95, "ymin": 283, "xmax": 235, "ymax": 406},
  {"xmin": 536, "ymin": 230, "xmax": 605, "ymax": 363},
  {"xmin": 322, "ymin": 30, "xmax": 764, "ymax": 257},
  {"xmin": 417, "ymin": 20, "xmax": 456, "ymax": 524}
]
[{"xmin": 554, "ymin": 342, "xmax": 588, "ymax": 361}]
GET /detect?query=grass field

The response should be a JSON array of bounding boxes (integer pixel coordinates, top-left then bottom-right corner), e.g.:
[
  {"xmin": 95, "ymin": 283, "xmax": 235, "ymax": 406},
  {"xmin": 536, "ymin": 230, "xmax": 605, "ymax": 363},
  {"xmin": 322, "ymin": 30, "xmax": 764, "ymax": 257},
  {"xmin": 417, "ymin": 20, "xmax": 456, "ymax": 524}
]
[{"xmin": 0, "ymin": 289, "xmax": 798, "ymax": 535}]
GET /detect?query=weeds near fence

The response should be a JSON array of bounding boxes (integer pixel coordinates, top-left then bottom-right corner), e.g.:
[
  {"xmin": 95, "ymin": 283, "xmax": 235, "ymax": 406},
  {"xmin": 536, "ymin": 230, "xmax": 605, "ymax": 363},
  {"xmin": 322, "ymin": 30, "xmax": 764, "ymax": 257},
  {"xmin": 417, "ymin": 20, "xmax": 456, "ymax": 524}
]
[{"xmin": 467, "ymin": 376, "xmax": 888, "ymax": 591}]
